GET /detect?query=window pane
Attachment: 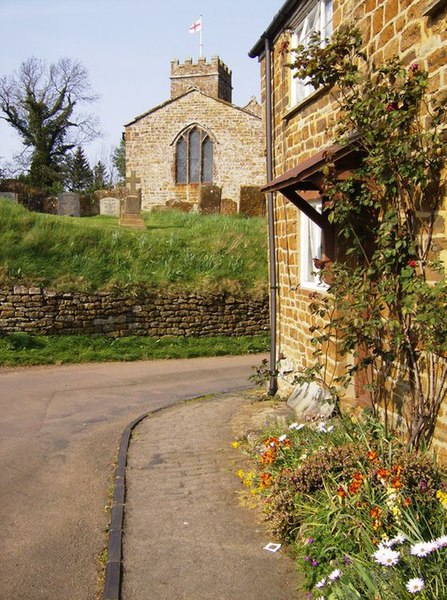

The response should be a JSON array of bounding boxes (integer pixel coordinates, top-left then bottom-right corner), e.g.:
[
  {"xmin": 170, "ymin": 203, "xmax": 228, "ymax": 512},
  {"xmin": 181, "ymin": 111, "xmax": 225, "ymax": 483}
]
[
  {"xmin": 176, "ymin": 137, "xmax": 187, "ymax": 183},
  {"xmin": 291, "ymin": 0, "xmax": 333, "ymax": 105},
  {"xmin": 202, "ymin": 137, "xmax": 213, "ymax": 183},
  {"xmin": 300, "ymin": 202, "xmax": 324, "ymax": 288},
  {"xmin": 189, "ymin": 129, "xmax": 200, "ymax": 183}
]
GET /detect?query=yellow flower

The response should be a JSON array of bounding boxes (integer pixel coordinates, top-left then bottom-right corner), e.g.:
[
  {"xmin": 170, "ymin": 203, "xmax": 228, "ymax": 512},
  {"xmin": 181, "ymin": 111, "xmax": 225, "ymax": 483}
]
[
  {"xmin": 231, "ymin": 441, "xmax": 240, "ymax": 448},
  {"xmin": 436, "ymin": 490, "xmax": 447, "ymax": 509},
  {"xmin": 237, "ymin": 469, "xmax": 245, "ymax": 479}
]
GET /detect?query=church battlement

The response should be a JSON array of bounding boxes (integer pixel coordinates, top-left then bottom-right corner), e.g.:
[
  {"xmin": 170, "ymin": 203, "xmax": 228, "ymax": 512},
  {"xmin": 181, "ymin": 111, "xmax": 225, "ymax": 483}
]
[{"xmin": 170, "ymin": 55, "xmax": 232, "ymax": 103}]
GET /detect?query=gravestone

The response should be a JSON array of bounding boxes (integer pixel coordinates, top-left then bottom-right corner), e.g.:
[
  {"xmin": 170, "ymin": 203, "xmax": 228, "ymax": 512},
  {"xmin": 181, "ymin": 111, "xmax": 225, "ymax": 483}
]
[
  {"xmin": 119, "ymin": 171, "xmax": 145, "ymax": 228},
  {"xmin": 100, "ymin": 197, "xmax": 120, "ymax": 216},
  {"xmin": 199, "ymin": 184, "xmax": 221, "ymax": 215},
  {"xmin": 57, "ymin": 192, "xmax": 80, "ymax": 217},
  {"xmin": 239, "ymin": 186, "xmax": 265, "ymax": 217},
  {"xmin": 0, "ymin": 191, "xmax": 18, "ymax": 203}
]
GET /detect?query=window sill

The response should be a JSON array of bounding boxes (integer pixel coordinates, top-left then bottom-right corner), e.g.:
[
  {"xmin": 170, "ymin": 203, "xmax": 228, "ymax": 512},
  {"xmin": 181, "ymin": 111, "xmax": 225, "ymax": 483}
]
[
  {"xmin": 283, "ymin": 86, "xmax": 328, "ymax": 121},
  {"xmin": 300, "ymin": 280, "xmax": 329, "ymax": 292}
]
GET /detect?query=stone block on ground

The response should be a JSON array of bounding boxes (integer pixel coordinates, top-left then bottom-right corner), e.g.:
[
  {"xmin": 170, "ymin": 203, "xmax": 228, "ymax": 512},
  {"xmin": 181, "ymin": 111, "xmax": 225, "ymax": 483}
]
[
  {"xmin": 221, "ymin": 198, "xmax": 237, "ymax": 215},
  {"xmin": 239, "ymin": 186, "xmax": 265, "ymax": 217},
  {"xmin": 287, "ymin": 381, "xmax": 335, "ymax": 418},
  {"xmin": 0, "ymin": 192, "xmax": 18, "ymax": 203},
  {"xmin": 57, "ymin": 192, "xmax": 80, "ymax": 217},
  {"xmin": 100, "ymin": 197, "xmax": 120, "ymax": 216},
  {"xmin": 199, "ymin": 184, "xmax": 222, "ymax": 215}
]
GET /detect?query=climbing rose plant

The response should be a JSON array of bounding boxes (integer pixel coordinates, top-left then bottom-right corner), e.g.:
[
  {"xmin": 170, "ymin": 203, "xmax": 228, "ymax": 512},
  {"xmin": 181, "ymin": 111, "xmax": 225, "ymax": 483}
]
[{"xmin": 289, "ymin": 26, "xmax": 447, "ymax": 450}]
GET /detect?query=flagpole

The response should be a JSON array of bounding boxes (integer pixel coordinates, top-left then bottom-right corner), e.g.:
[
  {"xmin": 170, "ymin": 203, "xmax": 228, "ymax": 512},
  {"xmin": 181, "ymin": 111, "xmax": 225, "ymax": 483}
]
[{"xmin": 199, "ymin": 14, "xmax": 203, "ymax": 58}]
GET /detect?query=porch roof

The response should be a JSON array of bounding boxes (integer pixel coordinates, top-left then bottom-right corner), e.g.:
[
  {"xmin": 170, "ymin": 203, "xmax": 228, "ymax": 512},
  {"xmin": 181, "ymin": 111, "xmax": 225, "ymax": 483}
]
[
  {"xmin": 262, "ymin": 142, "xmax": 364, "ymax": 228},
  {"xmin": 262, "ymin": 143, "xmax": 362, "ymax": 194}
]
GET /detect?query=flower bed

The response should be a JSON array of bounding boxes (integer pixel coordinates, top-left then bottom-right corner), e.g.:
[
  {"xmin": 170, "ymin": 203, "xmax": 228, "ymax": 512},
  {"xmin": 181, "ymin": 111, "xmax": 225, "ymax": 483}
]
[{"xmin": 234, "ymin": 413, "xmax": 447, "ymax": 599}]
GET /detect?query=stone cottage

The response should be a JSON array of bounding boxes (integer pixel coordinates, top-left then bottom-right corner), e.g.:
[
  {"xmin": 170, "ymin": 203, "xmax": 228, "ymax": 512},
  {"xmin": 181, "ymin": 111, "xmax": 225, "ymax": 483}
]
[
  {"xmin": 249, "ymin": 1, "xmax": 447, "ymax": 446},
  {"xmin": 124, "ymin": 56, "xmax": 265, "ymax": 213}
]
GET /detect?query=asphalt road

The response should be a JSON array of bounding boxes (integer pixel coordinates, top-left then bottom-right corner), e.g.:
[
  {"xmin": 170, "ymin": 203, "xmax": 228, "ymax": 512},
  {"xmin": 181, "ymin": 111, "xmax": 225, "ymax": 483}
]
[{"xmin": 0, "ymin": 354, "xmax": 264, "ymax": 600}]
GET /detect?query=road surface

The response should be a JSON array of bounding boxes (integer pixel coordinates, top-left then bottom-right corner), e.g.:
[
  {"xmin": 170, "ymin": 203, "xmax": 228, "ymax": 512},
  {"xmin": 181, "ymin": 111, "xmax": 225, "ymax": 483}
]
[{"xmin": 0, "ymin": 354, "xmax": 264, "ymax": 600}]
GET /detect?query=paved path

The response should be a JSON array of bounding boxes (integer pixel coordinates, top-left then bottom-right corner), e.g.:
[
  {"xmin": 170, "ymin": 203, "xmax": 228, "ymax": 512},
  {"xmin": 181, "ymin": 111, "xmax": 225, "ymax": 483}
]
[
  {"xmin": 0, "ymin": 355, "xmax": 265, "ymax": 600},
  {"xmin": 123, "ymin": 392, "xmax": 302, "ymax": 600}
]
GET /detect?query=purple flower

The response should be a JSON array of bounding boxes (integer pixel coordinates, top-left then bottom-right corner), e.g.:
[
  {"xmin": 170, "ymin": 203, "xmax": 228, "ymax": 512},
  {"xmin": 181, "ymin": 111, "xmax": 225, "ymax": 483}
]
[
  {"xmin": 343, "ymin": 555, "xmax": 351, "ymax": 565},
  {"xmin": 419, "ymin": 480, "xmax": 429, "ymax": 493},
  {"xmin": 307, "ymin": 537, "xmax": 315, "ymax": 544},
  {"xmin": 311, "ymin": 560, "xmax": 318, "ymax": 567},
  {"xmin": 304, "ymin": 556, "xmax": 311, "ymax": 562}
]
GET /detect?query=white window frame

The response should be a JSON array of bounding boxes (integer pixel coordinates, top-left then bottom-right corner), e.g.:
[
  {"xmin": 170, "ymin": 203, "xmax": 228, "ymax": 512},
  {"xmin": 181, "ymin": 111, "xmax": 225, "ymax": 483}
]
[
  {"xmin": 300, "ymin": 201, "xmax": 328, "ymax": 290},
  {"xmin": 290, "ymin": 0, "xmax": 333, "ymax": 107}
]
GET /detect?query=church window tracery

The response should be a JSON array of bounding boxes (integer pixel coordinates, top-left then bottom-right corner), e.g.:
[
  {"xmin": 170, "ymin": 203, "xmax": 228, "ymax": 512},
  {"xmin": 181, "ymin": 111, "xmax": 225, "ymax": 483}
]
[{"xmin": 175, "ymin": 126, "xmax": 213, "ymax": 184}]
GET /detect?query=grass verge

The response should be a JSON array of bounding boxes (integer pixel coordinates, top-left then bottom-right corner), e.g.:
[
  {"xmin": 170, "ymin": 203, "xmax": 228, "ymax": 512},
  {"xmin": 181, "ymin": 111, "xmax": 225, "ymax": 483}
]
[{"xmin": 0, "ymin": 332, "xmax": 269, "ymax": 366}]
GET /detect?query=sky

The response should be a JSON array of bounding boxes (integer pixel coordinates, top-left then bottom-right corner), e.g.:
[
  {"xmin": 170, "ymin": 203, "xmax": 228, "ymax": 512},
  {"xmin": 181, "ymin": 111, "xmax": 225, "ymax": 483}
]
[{"xmin": 0, "ymin": 0, "xmax": 282, "ymax": 174}]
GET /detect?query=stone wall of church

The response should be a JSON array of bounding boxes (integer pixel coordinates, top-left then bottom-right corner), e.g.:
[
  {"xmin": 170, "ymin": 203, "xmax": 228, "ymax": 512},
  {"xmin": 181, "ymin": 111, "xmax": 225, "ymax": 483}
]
[
  {"xmin": 0, "ymin": 286, "xmax": 269, "ymax": 338},
  {"xmin": 125, "ymin": 90, "xmax": 265, "ymax": 212}
]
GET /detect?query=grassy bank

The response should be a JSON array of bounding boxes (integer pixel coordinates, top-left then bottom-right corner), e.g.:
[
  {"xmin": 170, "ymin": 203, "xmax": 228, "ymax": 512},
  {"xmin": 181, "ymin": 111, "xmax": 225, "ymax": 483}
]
[
  {"xmin": 0, "ymin": 332, "xmax": 269, "ymax": 366},
  {"xmin": 0, "ymin": 200, "xmax": 267, "ymax": 294}
]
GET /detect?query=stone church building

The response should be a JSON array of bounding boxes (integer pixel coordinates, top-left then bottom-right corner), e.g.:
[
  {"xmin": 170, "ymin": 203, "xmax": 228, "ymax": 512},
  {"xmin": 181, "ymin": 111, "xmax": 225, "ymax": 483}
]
[{"xmin": 124, "ymin": 56, "xmax": 265, "ymax": 213}]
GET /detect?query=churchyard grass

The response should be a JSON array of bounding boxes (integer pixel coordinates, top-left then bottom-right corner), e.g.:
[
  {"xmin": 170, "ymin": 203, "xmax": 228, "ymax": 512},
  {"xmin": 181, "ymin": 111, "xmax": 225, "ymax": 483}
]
[
  {"xmin": 0, "ymin": 332, "xmax": 269, "ymax": 366},
  {"xmin": 0, "ymin": 200, "xmax": 267, "ymax": 294}
]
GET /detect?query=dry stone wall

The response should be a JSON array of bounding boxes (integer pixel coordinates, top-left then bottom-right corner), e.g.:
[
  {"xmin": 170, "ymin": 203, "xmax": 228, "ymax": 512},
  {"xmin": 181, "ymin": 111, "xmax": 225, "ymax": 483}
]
[{"xmin": 0, "ymin": 286, "xmax": 269, "ymax": 338}]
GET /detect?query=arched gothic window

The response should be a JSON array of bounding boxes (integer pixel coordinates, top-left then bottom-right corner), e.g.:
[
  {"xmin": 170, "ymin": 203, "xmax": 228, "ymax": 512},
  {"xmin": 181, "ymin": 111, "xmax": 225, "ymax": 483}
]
[{"xmin": 175, "ymin": 127, "xmax": 213, "ymax": 184}]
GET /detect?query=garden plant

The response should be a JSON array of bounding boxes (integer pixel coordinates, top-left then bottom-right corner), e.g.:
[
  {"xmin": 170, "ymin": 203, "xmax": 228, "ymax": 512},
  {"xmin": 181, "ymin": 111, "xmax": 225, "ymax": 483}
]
[{"xmin": 235, "ymin": 414, "xmax": 447, "ymax": 599}]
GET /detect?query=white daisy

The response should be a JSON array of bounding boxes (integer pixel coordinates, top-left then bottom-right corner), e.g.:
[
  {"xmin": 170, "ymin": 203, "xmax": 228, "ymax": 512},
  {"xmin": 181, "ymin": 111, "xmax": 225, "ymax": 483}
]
[
  {"xmin": 406, "ymin": 577, "xmax": 425, "ymax": 593},
  {"xmin": 434, "ymin": 535, "xmax": 447, "ymax": 548},
  {"xmin": 288, "ymin": 422, "xmax": 304, "ymax": 430},
  {"xmin": 315, "ymin": 577, "xmax": 327, "ymax": 588},
  {"xmin": 328, "ymin": 568, "xmax": 342, "ymax": 581},
  {"xmin": 278, "ymin": 434, "xmax": 287, "ymax": 442},
  {"xmin": 410, "ymin": 541, "xmax": 437, "ymax": 557},
  {"xmin": 372, "ymin": 547, "xmax": 400, "ymax": 566}
]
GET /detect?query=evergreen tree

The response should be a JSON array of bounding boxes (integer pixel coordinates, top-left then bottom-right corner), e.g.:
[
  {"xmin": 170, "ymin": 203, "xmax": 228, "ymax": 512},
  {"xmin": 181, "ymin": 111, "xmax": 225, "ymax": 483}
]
[
  {"xmin": 112, "ymin": 137, "xmax": 125, "ymax": 184},
  {"xmin": 66, "ymin": 146, "xmax": 93, "ymax": 191},
  {"xmin": 92, "ymin": 160, "xmax": 109, "ymax": 190}
]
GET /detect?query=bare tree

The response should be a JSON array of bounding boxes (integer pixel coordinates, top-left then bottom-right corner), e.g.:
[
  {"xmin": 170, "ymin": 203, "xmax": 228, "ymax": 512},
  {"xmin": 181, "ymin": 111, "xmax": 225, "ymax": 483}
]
[{"xmin": 0, "ymin": 57, "xmax": 101, "ymax": 190}]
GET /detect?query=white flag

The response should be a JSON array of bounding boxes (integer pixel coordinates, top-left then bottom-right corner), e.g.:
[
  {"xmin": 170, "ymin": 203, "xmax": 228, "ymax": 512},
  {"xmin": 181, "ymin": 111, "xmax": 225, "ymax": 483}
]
[{"xmin": 189, "ymin": 17, "xmax": 202, "ymax": 34}]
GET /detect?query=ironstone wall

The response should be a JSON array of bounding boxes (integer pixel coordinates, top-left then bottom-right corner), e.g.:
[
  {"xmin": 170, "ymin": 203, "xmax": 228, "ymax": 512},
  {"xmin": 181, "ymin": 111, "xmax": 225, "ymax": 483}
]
[{"xmin": 0, "ymin": 286, "xmax": 269, "ymax": 337}]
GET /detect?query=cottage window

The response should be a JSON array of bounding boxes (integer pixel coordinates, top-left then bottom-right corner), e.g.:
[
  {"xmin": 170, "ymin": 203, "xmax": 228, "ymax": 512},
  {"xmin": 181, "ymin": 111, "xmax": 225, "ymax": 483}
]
[
  {"xmin": 300, "ymin": 200, "xmax": 327, "ymax": 289},
  {"xmin": 175, "ymin": 127, "xmax": 213, "ymax": 184},
  {"xmin": 290, "ymin": 0, "xmax": 333, "ymax": 106}
]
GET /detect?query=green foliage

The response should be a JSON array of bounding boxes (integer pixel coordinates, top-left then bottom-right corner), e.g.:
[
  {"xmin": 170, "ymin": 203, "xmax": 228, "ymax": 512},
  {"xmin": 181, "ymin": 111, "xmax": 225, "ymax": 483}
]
[
  {"xmin": 0, "ymin": 200, "xmax": 267, "ymax": 294},
  {"xmin": 65, "ymin": 146, "xmax": 93, "ymax": 192},
  {"xmin": 92, "ymin": 160, "xmax": 109, "ymax": 190},
  {"xmin": 112, "ymin": 138, "xmax": 125, "ymax": 184},
  {"xmin": 0, "ymin": 57, "xmax": 100, "ymax": 192},
  {"xmin": 0, "ymin": 333, "xmax": 269, "ymax": 366},
  {"xmin": 289, "ymin": 26, "xmax": 447, "ymax": 450},
  {"xmin": 237, "ymin": 414, "xmax": 447, "ymax": 598}
]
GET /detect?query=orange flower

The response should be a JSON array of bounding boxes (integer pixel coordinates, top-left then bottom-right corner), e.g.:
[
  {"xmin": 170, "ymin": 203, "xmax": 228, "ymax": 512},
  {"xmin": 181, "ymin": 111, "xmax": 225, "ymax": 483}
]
[
  {"xmin": 392, "ymin": 476, "xmax": 403, "ymax": 490},
  {"xmin": 370, "ymin": 506, "xmax": 382, "ymax": 519},
  {"xmin": 377, "ymin": 468, "xmax": 390, "ymax": 480},
  {"xmin": 260, "ymin": 448, "xmax": 277, "ymax": 464},
  {"xmin": 263, "ymin": 436, "xmax": 279, "ymax": 448},
  {"xmin": 392, "ymin": 465, "xmax": 403, "ymax": 477},
  {"xmin": 367, "ymin": 451, "xmax": 378, "ymax": 462},
  {"xmin": 337, "ymin": 486, "xmax": 347, "ymax": 498},
  {"xmin": 260, "ymin": 473, "xmax": 272, "ymax": 488},
  {"xmin": 282, "ymin": 438, "xmax": 292, "ymax": 448},
  {"xmin": 404, "ymin": 497, "xmax": 412, "ymax": 506}
]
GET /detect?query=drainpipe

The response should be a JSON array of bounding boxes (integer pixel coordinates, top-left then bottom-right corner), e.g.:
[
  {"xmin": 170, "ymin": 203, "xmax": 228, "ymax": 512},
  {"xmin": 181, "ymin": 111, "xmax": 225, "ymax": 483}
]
[{"xmin": 264, "ymin": 36, "xmax": 278, "ymax": 396}]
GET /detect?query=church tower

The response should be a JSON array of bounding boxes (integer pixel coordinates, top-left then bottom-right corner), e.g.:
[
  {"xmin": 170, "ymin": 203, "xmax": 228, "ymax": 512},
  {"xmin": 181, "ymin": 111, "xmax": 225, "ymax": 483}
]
[{"xmin": 170, "ymin": 56, "xmax": 232, "ymax": 103}]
